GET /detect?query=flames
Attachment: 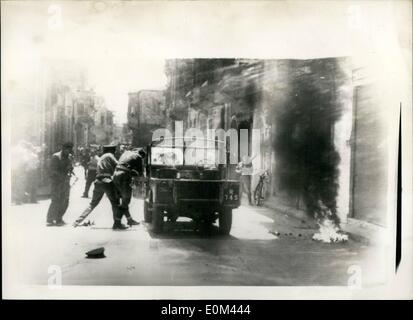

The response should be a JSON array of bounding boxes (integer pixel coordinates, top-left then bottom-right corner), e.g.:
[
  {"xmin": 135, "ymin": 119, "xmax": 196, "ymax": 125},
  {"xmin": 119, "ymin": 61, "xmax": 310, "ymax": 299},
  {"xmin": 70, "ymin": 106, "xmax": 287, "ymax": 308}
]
[
  {"xmin": 312, "ymin": 200, "xmax": 348, "ymax": 243},
  {"xmin": 313, "ymin": 218, "xmax": 348, "ymax": 243}
]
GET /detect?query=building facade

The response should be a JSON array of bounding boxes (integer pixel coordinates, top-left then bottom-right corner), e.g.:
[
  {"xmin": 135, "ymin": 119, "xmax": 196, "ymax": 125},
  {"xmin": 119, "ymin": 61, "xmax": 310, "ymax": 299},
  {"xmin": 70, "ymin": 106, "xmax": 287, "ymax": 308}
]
[
  {"xmin": 127, "ymin": 90, "xmax": 166, "ymax": 147},
  {"xmin": 90, "ymin": 96, "xmax": 115, "ymax": 145},
  {"xmin": 9, "ymin": 60, "xmax": 116, "ymax": 192},
  {"xmin": 164, "ymin": 58, "xmax": 390, "ymax": 227}
]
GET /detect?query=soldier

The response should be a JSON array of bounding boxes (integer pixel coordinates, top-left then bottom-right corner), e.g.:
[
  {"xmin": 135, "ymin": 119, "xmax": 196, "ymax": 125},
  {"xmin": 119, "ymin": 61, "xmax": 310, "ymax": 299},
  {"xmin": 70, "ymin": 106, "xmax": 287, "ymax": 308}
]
[
  {"xmin": 73, "ymin": 145, "xmax": 127, "ymax": 230},
  {"xmin": 112, "ymin": 148, "xmax": 145, "ymax": 226},
  {"xmin": 46, "ymin": 142, "xmax": 74, "ymax": 226}
]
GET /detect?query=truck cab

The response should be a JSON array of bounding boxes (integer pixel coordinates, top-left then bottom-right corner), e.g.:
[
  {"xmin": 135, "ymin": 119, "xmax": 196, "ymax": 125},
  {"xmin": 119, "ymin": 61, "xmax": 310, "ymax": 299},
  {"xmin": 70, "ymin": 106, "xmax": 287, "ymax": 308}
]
[{"xmin": 143, "ymin": 137, "xmax": 240, "ymax": 234}]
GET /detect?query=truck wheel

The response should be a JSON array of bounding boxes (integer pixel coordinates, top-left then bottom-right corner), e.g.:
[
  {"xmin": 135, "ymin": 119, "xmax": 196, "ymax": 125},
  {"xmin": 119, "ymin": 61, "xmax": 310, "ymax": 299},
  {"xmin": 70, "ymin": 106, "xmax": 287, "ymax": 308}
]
[
  {"xmin": 144, "ymin": 200, "xmax": 152, "ymax": 223},
  {"xmin": 218, "ymin": 208, "xmax": 232, "ymax": 235},
  {"xmin": 151, "ymin": 207, "xmax": 164, "ymax": 233}
]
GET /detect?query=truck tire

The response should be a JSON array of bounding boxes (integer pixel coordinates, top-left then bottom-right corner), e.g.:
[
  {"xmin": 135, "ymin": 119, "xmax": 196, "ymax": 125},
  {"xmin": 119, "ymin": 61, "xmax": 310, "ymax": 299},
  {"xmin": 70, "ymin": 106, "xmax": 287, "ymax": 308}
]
[
  {"xmin": 144, "ymin": 200, "xmax": 152, "ymax": 223},
  {"xmin": 151, "ymin": 207, "xmax": 164, "ymax": 234},
  {"xmin": 218, "ymin": 208, "xmax": 232, "ymax": 235}
]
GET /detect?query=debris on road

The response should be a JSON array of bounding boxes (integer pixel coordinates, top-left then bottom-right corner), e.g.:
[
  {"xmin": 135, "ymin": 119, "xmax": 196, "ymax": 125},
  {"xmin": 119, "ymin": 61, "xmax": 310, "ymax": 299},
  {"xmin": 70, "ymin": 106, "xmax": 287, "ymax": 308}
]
[
  {"xmin": 78, "ymin": 220, "xmax": 95, "ymax": 227},
  {"xmin": 85, "ymin": 247, "xmax": 106, "ymax": 259}
]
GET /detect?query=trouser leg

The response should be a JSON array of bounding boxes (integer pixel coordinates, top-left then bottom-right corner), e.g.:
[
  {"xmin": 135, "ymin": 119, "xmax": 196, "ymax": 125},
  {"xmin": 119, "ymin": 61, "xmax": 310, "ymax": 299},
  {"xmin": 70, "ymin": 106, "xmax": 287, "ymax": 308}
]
[
  {"xmin": 102, "ymin": 182, "xmax": 122, "ymax": 223},
  {"xmin": 75, "ymin": 181, "xmax": 104, "ymax": 224},
  {"xmin": 241, "ymin": 175, "xmax": 252, "ymax": 203},
  {"xmin": 113, "ymin": 171, "xmax": 132, "ymax": 219},
  {"xmin": 47, "ymin": 201, "xmax": 59, "ymax": 223},
  {"xmin": 47, "ymin": 181, "xmax": 61, "ymax": 223},
  {"xmin": 120, "ymin": 186, "xmax": 132, "ymax": 219},
  {"xmin": 246, "ymin": 175, "xmax": 252, "ymax": 203},
  {"xmin": 83, "ymin": 170, "xmax": 96, "ymax": 196},
  {"xmin": 56, "ymin": 182, "xmax": 70, "ymax": 222}
]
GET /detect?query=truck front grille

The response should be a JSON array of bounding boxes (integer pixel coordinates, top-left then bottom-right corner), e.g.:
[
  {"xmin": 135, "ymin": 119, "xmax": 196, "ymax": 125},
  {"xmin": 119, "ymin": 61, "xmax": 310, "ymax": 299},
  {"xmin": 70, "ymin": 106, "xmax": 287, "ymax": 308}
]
[{"xmin": 176, "ymin": 181, "xmax": 220, "ymax": 200}]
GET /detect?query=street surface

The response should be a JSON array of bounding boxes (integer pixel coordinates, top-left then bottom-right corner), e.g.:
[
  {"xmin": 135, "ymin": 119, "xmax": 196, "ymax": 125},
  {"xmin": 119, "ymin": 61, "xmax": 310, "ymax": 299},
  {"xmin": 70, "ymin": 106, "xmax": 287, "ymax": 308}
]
[{"xmin": 7, "ymin": 166, "xmax": 385, "ymax": 286}]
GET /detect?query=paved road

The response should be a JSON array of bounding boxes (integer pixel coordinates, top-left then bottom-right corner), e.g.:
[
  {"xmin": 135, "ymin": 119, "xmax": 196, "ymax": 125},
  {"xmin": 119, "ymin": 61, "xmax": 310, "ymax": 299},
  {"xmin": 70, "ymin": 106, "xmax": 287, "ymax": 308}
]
[{"xmin": 5, "ymin": 166, "xmax": 385, "ymax": 287}]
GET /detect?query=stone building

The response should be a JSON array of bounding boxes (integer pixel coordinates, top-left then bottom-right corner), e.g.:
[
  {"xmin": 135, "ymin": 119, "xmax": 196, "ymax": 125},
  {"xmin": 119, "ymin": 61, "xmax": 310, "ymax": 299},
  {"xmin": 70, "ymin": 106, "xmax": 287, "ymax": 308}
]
[
  {"xmin": 9, "ymin": 60, "xmax": 108, "ymax": 192},
  {"xmin": 72, "ymin": 88, "xmax": 96, "ymax": 149},
  {"xmin": 90, "ymin": 96, "xmax": 115, "ymax": 145},
  {"xmin": 164, "ymin": 59, "xmax": 260, "ymax": 163},
  {"xmin": 163, "ymin": 57, "xmax": 391, "ymax": 228},
  {"xmin": 127, "ymin": 90, "xmax": 166, "ymax": 147},
  {"xmin": 111, "ymin": 123, "xmax": 132, "ymax": 145},
  {"xmin": 250, "ymin": 59, "xmax": 352, "ymax": 224},
  {"xmin": 39, "ymin": 62, "xmax": 96, "ymax": 154}
]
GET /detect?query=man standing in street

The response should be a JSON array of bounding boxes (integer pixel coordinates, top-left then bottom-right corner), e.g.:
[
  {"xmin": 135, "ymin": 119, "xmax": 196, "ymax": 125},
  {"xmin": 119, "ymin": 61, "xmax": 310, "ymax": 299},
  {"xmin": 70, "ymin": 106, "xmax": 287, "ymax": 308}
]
[
  {"xmin": 236, "ymin": 154, "xmax": 254, "ymax": 205},
  {"xmin": 46, "ymin": 142, "xmax": 74, "ymax": 226},
  {"xmin": 113, "ymin": 148, "xmax": 145, "ymax": 226},
  {"xmin": 73, "ymin": 145, "xmax": 127, "ymax": 230}
]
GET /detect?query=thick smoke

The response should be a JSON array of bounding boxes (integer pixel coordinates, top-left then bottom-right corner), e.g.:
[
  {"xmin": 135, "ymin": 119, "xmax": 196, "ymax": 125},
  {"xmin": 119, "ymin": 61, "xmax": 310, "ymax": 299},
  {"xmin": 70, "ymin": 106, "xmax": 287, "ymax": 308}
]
[{"xmin": 273, "ymin": 59, "xmax": 347, "ymax": 227}]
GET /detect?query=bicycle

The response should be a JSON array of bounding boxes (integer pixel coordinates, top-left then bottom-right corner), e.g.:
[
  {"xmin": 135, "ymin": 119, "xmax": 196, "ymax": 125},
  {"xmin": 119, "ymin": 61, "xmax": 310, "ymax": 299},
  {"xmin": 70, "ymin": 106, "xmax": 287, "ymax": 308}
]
[{"xmin": 253, "ymin": 170, "xmax": 270, "ymax": 206}]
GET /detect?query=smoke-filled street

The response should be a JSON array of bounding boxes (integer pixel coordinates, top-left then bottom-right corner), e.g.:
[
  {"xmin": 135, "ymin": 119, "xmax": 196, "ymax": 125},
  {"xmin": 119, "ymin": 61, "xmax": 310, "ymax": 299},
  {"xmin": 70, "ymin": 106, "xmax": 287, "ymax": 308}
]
[
  {"xmin": 5, "ymin": 166, "xmax": 385, "ymax": 287},
  {"xmin": 3, "ymin": 0, "xmax": 412, "ymax": 303}
]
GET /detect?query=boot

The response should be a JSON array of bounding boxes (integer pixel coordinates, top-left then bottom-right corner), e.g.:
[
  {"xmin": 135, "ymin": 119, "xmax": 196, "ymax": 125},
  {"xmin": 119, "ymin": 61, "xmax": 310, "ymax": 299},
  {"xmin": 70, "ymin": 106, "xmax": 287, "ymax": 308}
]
[
  {"xmin": 127, "ymin": 218, "xmax": 140, "ymax": 226},
  {"xmin": 113, "ymin": 222, "xmax": 128, "ymax": 230},
  {"xmin": 75, "ymin": 206, "xmax": 93, "ymax": 226}
]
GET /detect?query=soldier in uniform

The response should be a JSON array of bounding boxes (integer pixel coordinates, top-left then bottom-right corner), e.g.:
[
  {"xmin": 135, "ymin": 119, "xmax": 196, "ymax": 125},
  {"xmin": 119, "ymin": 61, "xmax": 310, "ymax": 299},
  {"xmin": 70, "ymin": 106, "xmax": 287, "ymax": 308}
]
[
  {"xmin": 73, "ymin": 145, "xmax": 127, "ymax": 230},
  {"xmin": 46, "ymin": 142, "xmax": 74, "ymax": 226},
  {"xmin": 112, "ymin": 148, "xmax": 145, "ymax": 226}
]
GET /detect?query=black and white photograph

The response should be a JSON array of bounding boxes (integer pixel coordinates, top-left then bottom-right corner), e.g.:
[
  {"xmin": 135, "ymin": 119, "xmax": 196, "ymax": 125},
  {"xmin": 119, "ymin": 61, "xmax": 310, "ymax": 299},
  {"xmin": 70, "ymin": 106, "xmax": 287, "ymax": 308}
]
[{"xmin": 1, "ymin": 0, "xmax": 412, "ymax": 300}]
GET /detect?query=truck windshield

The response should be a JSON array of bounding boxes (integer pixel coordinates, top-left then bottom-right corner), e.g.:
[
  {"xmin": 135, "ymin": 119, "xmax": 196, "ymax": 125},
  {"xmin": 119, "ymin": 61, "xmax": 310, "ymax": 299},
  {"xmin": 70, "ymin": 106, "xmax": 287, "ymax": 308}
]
[
  {"xmin": 151, "ymin": 147, "xmax": 184, "ymax": 166},
  {"xmin": 150, "ymin": 139, "xmax": 224, "ymax": 167}
]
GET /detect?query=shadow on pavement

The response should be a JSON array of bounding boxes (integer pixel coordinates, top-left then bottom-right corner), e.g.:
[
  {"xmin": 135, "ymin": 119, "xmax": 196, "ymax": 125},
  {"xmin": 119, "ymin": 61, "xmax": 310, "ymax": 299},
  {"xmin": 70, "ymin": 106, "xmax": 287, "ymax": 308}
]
[{"xmin": 145, "ymin": 221, "xmax": 237, "ymax": 240}]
